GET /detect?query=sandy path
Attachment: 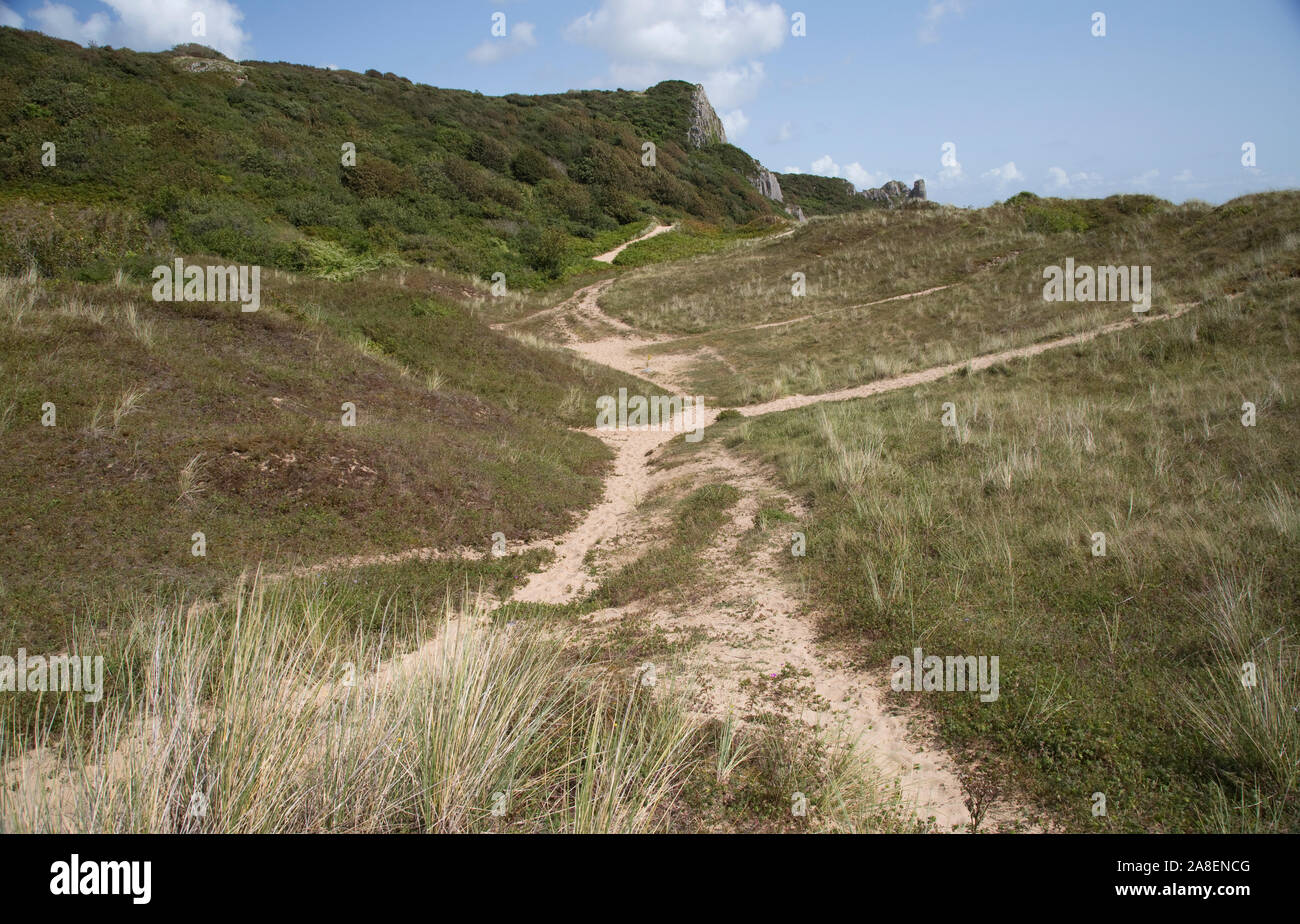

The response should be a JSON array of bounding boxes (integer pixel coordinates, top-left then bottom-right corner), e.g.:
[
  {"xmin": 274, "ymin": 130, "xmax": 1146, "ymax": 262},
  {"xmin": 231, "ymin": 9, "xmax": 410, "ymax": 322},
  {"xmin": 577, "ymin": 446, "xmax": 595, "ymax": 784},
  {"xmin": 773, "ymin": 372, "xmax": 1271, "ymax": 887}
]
[
  {"xmin": 263, "ymin": 278, "xmax": 1202, "ymax": 830},
  {"xmin": 586, "ymin": 443, "xmax": 994, "ymax": 830},
  {"xmin": 739, "ymin": 303, "xmax": 1192, "ymax": 417},
  {"xmin": 487, "ymin": 280, "xmax": 1030, "ymax": 828},
  {"xmin": 591, "ymin": 222, "xmax": 676, "ymax": 264},
  {"xmin": 470, "ymin": 281, "xmax": 1208, "ymax": 830},
  {"xmin": 511, "ymin": 419, "xmax": 710, "ymax": 603}
]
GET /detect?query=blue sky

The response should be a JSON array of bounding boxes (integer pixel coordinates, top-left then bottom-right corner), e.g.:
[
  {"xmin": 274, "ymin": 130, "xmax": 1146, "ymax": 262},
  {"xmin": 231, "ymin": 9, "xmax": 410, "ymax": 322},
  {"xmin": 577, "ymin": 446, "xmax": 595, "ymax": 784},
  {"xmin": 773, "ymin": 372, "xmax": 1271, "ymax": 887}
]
[{"xmin": 3, "ymin": 0, "xmax": 1297, "ymax": 205}]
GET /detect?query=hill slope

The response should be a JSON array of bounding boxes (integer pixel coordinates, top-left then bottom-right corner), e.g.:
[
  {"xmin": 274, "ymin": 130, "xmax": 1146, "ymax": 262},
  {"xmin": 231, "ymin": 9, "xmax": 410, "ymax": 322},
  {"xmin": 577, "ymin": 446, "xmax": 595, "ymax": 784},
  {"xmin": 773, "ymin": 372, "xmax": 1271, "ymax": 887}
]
[{"xmin": 0, "ymin": 28, "xmax": 787, "ymax": 286}]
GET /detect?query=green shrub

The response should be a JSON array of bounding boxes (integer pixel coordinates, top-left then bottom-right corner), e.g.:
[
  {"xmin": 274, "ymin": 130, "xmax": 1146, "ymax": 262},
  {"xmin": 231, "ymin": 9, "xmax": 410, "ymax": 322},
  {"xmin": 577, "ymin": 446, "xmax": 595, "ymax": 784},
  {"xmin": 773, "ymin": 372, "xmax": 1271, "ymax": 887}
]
[
  {"xmin": 468, "ymin": 134, "xmax": 511, "ymax": 173},
  {"xmin": 342, "ymin": 157, "xmax": 411, "ymax": 198},
  {"xmin": 511, "ymin": 146, "xmax": 557, "ymax": 185}
]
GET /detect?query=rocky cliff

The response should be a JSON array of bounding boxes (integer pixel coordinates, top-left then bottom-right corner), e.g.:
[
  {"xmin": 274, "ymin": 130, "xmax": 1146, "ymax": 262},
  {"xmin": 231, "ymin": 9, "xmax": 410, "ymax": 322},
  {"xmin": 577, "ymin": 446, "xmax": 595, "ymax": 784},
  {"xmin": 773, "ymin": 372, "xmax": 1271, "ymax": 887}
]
[
  {"xmin": 861, "ymin": 179, "xmax": 927, "ymax": 206},
  {"xmin": 748, "ymin": 166, "xmax": 784, "ymax": 202},
  {"xmin": 686, "ymin": 83, "xmax": 727, "ymax": 148}
]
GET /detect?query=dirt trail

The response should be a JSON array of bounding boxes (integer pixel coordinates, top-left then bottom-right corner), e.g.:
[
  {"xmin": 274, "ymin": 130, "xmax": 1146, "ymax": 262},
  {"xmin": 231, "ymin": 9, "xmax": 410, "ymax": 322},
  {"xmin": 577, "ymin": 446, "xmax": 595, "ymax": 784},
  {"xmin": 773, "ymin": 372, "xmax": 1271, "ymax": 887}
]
[
  {"xmin": 741, "ymin": 304, "xmax": 1192, "ymax": 417},
  {"xmin": 511, "ymin": 418, "xmax": 707, "ymax": 603},
  {"xmin": 577, "ymin": 442, "xmax": 991, "ymax": 830},
  {"xmin": 264, "ymin": 277, "xmax": 1201, "ymax": 829},
  {"xmin": 477, "ymin": 281, "xmax": 1209, "ymax": 830},
  {"xmin": 495, "ymin": 280, "xmax": 1030, "ymax": 829},
  {"xmin": 591, "ymin": 222, "xmax": 676, "ymax": 264}
]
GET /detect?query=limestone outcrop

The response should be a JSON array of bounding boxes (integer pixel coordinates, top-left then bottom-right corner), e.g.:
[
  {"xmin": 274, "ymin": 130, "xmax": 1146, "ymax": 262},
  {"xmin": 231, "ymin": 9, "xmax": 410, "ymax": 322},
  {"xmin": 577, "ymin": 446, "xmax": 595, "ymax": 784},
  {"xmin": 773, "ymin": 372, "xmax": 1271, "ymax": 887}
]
[
  {"xmin": 686, "ymin": 84, "xmax": 726, "ymax": 148},
  {"xmin": 748, "ymin": 167, "xmax": 784, "ymax": 202},
  {"xmin": 860, "ymin": 178, "xmax": 927, "ymax": 207}
]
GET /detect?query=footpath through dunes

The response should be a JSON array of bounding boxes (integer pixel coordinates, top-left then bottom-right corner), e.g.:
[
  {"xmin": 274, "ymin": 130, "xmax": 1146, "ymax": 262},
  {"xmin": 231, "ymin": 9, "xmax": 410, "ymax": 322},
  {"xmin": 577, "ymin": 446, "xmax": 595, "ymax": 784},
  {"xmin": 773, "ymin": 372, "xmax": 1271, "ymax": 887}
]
[
  {"xmin": 490, "ymin": 275, "xmax": 1233, "ymax": 831},
  {"xmin": 736, "ymin": 300, "xmax": 1203, "ymax": 417},
  {"xmin": 265, "ymin": 269, "xmax": 1209, "ymax": 829},
  {"xmin": 591, "ymin": 221, "xmax": 678, "ymax": 264},
  {"xmin": 497, "ymin": 277, "xmax": 1026, "ymax": 830}
]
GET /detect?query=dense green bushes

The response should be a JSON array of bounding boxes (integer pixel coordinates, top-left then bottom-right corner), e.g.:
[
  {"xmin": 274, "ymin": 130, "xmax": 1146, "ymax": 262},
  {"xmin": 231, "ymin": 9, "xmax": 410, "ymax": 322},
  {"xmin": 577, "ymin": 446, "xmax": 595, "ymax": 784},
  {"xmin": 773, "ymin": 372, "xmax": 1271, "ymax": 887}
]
[{"xmin": 0, "ymin": 28, "xmax": 782, "ymax": 288}]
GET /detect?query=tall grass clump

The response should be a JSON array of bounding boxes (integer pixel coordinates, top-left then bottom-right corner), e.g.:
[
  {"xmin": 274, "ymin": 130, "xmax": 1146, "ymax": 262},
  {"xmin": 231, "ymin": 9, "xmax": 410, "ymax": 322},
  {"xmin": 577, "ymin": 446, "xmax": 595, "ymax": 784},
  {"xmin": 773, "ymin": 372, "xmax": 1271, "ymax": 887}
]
[
  {"xmin": 0, "ymin": 577, "xmax": 707, "ymax": 833},
  {"xmin": 1181, "ymin": 571, "xmax": 1299, "ymax": 829}
]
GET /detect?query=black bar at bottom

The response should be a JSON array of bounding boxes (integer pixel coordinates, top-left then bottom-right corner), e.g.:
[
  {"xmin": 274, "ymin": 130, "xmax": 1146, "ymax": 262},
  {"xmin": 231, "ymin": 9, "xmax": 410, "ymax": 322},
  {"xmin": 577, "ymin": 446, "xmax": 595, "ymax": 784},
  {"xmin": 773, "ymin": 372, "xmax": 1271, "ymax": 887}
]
[{"xmin": 0, "ymin": 833, "xmax": 1287, "ymax": 911}]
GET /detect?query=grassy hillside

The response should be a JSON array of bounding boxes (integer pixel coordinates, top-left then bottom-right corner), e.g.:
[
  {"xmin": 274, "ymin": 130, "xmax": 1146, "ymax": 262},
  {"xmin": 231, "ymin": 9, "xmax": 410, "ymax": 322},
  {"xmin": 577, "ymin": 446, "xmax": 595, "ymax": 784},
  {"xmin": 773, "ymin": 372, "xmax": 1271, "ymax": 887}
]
[
  {"xmin": 776, "ymin": 172, "xmax": 877, "ymax": 216},
  {"xmin": 0, "ymin": 265, "xmax": 657, "ymax": 652},
  {"xmin": 600, "ymin": 192, "xmax": 1300, "ymax": 406},
  {"xmin": 0, "ymin": 28, "xmax": 784, "ymax": 287},
  {"xmin": 715, "ymin": 198, "xmax": 1299, "ymax": 831}
]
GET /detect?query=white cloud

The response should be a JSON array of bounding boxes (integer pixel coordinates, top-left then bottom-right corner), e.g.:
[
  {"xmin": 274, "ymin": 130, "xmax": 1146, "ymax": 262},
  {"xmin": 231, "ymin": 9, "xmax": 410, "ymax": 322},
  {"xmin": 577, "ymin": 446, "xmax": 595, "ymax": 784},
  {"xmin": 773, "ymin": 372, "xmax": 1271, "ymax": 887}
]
[
  {"xmin": 468, "ymin": 20, "xmax": 538, "ymax": 64},
  {"xmin": 982, "ymin": 161, "xmax": 1025, "ymax": 184},
  {"xmin": 811, "ymin": 154, "xmax": 839, "ymax": 177},
  {"xmin": 783, "ymin": 166, "xmax": 802, "ymax": 174},
  {"xmin": 29, "ymin": 0, "xmax": 250, "ymax": 59},
  {"xmin": 845, "ymin": 162, "xmax": 887, "ymax": 189},
  {"xmin": 701, "ymin": 60, "xmax": 765, "ymax": 110},
  {"xmin": 1128, "ymin": 169, "xmax": 1160, "ymax": 188},
  {"xmin": 720, "ymin": 108, "xmax": 750, "ymax": 138},
  {"xmin": 1047, "ymin": 166, "xmax": 1103, "ymax": 189},
  {"xmin": 1173, "ymin": 168, "xmax": 1194, "ymax": 183},
  {"xmin": 804, "ymin": 156, "xmax": 885, "ymax": 189},
  {"xmin": 568, "ymin": 0, "xmax": 786, "ymax": 70},
  {"xmin": 1, "ymin": 3, "xmax": 23, "ymax": 27},
  {"xmin": 772, "ymin": 121, "xmax": 793, "ymax": 143},
  {"xmin": 567, "ymin": 0, "xmax": 786, "ymax": 108},
  {"xmin": 919, "ymin": 0, "xmax": 966, "ymax": 44}
]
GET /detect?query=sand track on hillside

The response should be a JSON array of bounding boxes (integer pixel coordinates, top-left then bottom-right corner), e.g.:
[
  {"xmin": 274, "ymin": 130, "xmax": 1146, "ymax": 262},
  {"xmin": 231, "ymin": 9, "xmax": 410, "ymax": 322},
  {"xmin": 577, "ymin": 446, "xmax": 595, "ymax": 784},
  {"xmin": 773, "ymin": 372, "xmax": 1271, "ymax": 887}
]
[{"xmin": 257, "ymin": 278, "xmax": 1213, "ymax": 831}]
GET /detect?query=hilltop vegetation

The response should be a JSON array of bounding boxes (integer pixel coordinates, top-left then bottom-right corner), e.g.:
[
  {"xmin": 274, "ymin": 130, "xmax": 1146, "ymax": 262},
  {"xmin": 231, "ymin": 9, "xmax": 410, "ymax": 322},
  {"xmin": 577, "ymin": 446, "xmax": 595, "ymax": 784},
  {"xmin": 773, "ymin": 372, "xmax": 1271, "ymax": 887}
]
[
  {"xmin": 0, "ymin": 28, "xmax": 784, "ymax": 287},
  {"xmin": 601, "ymin": 192, "xmax": 1299, "ymax": 405},
  {"xmin": 776, "ymin": 172, "xmax": 877, "ymax": 216}
]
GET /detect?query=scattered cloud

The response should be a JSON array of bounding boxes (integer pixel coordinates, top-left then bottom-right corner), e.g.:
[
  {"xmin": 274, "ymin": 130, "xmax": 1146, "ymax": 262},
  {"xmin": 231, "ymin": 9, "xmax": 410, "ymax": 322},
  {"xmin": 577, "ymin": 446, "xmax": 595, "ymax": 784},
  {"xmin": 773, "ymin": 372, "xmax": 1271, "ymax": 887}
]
[
  {"xmin": 702, "ymin": 60, "xmax": 766, "ymax": 110},
  {"xmin": 811, "ymin": 154, "xmax": 839, "ymax": 176},
  {"xmin": 1173, "ymin": 168, "xmax": 1194, "ymax": 183},
  {"xmin": 1047, "ymin": 166, "xmax": 1103, "ymax": 189},
  {"xmin": 982, "ymin": 161, "xmax": 1025, "ymax": 184},
  {"xmin": 566, "ymin": 0, "xmax": 786, "ymax": 109},
  {"xmin": 468, "ymin": 20, "xmax": 537, "ymax": 64},
  {"xmin": 919, "ymin": 0, "xmax": 966, "ymax": 44},
  {"xmin": 845, "ymin": 162, "xmax": 887, "ymax": 189},
  {"xmin": 1128, "ymin": 169, "xmax": 1160, "ymax": 188},
  {"xmin": 27, "ymin": 0, "xmax": 251, "ymax": 59},
  {"xmin": 783, "ymin": 166, "xmax": 802, "ymax": 174},
  {"xmin": 771, "ymin": 121, "xmax": 794, "ymax": 143},
  {"xmin": 805, "ymin": 156, "xmax": 885, "ymax": 190},
  {"xmin": 0, "ymin": 3, "xmax": 22, "ymax": 28},
  {"xmin": 720, "ymin": 108, "xmax": 749, "ymax": 138}
]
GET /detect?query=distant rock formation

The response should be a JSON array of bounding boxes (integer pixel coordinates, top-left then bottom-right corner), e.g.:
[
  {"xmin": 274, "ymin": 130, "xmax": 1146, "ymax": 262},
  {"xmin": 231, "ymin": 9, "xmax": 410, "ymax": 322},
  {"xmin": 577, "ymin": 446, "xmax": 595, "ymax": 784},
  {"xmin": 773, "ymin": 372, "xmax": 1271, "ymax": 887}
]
[
  {"xmin": 749, "ymin": 166, "xmax": 784, "ymax": 202},
  {"xmin": 785, "ymin": 205, "xmax": 807, "ymax": 223},
  {"xmin": 860, "ymin": 178, "xmax": 927, "ymax": 207},
  {"xmin": 686, "ymin": 84, "xmax": 726, "ymax": 148},
  {"xmin": 171, "ymin": 55, "xmax": 248, "ymax": 84}
]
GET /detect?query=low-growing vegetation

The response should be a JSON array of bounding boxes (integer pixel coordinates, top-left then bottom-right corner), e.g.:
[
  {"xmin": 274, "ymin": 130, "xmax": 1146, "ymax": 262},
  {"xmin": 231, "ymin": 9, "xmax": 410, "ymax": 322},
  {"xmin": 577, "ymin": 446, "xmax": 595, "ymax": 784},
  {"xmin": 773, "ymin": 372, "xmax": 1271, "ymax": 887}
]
[{"xmin": 727, "ymin": 271, "xmax": 1299, "ymax": 831}]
